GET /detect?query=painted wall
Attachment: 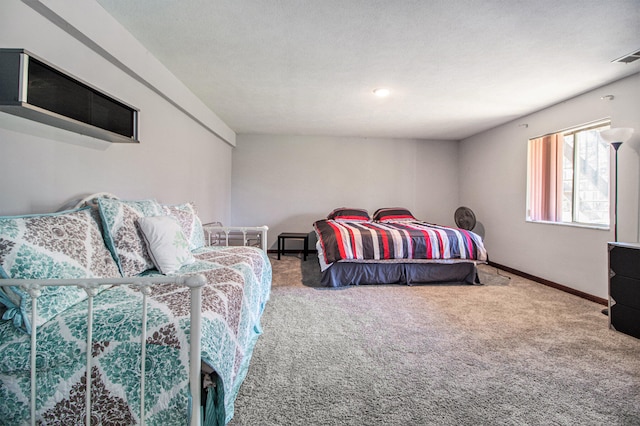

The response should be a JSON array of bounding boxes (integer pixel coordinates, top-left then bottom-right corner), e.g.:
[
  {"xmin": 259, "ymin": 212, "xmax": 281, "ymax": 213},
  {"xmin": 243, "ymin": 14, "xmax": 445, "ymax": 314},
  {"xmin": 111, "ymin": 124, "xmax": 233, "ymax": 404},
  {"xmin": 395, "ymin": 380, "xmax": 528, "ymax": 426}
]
[
  {"xmin": 231, "ymin": 134, "xmax": 460, "ymax": 249},
  {"xmin": 4, "ymin": 1, "xmax": 635, "ymax": 301},
  {"xmin": 459, "ymin": 73, "xmax": 640, "ymax": 299},
  {"xmin": 0, "ymin": 0, "xmax": 234, "ymax": 224}
]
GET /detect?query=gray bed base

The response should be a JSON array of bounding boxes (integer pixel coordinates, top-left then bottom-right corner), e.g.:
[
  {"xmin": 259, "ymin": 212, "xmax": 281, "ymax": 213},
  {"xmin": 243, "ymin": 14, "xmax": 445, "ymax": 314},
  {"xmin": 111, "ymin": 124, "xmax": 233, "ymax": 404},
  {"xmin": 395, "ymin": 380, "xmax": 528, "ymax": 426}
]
[{"xmin": 320, "ymin": 261, "xmax": 480, "ymax": 287}]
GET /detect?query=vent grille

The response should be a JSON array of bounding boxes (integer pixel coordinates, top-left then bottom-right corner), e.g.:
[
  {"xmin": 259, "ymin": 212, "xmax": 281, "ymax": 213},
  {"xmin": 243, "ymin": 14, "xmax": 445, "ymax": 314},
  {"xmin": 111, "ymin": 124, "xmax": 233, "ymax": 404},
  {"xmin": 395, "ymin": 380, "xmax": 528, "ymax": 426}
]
[{"xmin": 613, "ymin": 49, "xmax": 640, "ymax": 64}]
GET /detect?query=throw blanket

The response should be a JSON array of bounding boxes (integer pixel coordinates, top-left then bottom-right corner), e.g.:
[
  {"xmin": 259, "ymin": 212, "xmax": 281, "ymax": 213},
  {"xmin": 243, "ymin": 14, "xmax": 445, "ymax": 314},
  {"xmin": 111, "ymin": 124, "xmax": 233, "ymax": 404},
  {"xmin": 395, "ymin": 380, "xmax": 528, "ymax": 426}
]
[
  {"xmin": 0, "ymin": 246, "xmax": 271, "ymax": 426},
  {"xmin": 314, "ymin": 219, "xmax": 487, "ymax": 265}
]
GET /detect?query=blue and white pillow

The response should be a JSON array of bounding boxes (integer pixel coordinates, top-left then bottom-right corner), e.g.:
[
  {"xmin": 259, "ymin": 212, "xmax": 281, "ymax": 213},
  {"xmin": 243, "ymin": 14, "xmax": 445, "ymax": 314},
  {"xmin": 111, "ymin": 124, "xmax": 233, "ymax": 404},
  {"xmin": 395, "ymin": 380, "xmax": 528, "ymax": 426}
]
[
  {"xmin": 0, "ymin": 207, "xmax": 121, "ymax": 334},
  {"xmin": 97, "ymin": 198, "xmax": 164, "ymax": 277}
]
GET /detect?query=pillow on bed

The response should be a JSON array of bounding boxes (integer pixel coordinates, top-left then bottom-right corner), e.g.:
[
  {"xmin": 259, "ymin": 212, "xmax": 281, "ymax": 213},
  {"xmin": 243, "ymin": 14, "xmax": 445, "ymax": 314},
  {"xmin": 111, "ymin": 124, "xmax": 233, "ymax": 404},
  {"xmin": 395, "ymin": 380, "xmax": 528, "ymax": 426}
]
[
  {"xmin": 0, "ymin": 207, "xmax": 121, "ymax": 334},
  {"xmin": 137, "ymin": 215, "xmax": 196, "ymax": 274},
  {"xmin": 162, "ymin": 202, "xmax": 206, "ymax": 250},
  {"xmin": 373, "ymin": 207, "xmax": 417, "ymax": 222},
  {"xmin": 97, "ymin": 198, "xmax": 164, "ymax": 277},
  {"xmin": 327, "ymin": 208, "xmax": 370, "ymax": 222}
]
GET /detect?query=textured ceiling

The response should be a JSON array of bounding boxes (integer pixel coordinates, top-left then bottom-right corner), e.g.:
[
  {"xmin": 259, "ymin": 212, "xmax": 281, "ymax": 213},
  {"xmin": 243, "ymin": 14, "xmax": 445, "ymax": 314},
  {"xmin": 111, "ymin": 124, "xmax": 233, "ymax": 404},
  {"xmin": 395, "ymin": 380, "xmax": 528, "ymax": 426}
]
[{"xmin": 96, "ymin": 0, "xmax": 640, "ymax": 140}]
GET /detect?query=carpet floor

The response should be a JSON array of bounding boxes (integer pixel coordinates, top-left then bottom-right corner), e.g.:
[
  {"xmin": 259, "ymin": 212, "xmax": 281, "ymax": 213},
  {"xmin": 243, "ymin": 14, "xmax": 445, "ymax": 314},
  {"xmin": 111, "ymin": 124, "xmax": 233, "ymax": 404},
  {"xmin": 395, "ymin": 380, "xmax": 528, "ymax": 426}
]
[{"xmin": 229, "ymin": 255, "xmax": 640, "ymax": 425}]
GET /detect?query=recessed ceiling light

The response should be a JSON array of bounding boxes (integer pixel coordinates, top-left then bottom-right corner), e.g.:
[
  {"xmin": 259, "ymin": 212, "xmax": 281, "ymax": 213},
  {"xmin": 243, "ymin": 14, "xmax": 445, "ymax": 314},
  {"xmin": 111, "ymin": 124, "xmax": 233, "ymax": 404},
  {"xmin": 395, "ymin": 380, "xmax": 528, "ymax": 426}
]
[{"xmin": 373, "ymin": 88, "xmax": 390, "ymax": 97}]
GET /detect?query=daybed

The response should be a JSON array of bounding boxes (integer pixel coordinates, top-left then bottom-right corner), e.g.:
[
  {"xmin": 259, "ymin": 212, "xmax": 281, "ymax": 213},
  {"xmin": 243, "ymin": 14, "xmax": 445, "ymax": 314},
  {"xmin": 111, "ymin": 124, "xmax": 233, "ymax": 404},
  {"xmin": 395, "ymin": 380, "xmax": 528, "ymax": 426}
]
[
  {"xmin": 314, "ymin": 207, "xmax": 487, "ymax": 287},
  {"xmin": 0, "ymin": 194, "xmax": 271, "ymax": 425}
]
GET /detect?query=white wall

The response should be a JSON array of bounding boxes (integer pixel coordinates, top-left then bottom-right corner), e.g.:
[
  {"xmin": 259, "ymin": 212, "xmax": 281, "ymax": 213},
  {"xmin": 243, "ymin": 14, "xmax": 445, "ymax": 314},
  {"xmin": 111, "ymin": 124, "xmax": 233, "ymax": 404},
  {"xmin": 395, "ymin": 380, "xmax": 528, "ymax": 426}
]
[
  {"xmin": 0, "ymin": 0, "xmax": 234, "ymax": 223},
  {"xmin": 231, "ymin": 134, "xmax": 459, "ymax": 249},
  {"xmin": 459, "ymin": 73, "xmax": 640, "ymax": 299},
  {"xmin": 6, "ymin": 1, "xmax": 635, "ymax": 301}
]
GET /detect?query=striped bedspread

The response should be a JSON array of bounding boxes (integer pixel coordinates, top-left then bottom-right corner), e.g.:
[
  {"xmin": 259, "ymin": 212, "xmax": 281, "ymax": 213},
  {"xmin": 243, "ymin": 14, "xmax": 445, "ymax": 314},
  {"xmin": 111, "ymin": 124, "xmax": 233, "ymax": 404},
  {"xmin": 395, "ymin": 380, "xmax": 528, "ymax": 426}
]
[{"xmin": 314, "ymin": 219, "xmax": 488, "ymax": 265}]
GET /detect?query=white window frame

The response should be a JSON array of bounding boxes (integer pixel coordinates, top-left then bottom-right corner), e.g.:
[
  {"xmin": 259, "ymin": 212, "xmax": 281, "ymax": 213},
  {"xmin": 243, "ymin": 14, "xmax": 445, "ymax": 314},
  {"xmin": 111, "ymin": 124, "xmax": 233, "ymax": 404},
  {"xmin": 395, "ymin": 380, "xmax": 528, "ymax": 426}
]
[{"xmin": 526, "ymin": 119, "xmax": 611, "ymax": 230}]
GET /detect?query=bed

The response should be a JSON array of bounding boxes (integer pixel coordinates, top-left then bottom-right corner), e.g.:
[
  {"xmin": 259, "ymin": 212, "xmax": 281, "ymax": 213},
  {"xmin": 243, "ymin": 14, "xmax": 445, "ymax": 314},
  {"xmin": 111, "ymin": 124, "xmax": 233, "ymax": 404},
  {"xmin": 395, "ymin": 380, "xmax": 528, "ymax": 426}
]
[
  {"xmin": 314, "ymin": 207, "xmax": 487, "ymax": 287},
  {"xmin": 0, "ymin": 194, "xmax": 271, "ymax": 425}
]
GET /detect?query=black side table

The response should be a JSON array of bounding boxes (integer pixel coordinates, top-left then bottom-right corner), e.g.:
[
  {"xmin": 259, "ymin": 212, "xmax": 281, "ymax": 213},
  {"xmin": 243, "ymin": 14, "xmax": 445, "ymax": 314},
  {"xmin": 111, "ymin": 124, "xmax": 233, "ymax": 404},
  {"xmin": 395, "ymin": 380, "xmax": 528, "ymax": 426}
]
[{"xmin": 278, "ymin": 232, "xmax": 309, "ymax": 261}]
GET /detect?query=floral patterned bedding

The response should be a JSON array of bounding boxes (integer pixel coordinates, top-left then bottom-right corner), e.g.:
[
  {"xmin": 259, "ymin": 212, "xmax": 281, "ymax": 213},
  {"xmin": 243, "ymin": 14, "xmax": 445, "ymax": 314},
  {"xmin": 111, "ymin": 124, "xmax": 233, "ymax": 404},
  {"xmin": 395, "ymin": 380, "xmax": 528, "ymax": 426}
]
[{"xmin": 0, "ymin": 246, "xmax": 271, "ymax": 425}]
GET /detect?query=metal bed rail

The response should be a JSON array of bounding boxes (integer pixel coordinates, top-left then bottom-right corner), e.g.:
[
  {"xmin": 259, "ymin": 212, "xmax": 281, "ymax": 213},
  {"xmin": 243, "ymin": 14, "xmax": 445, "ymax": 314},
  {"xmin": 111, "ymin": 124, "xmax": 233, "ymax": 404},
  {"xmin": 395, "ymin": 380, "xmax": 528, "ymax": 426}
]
[
  {"xmin": 0, "ymin": 274, "xmax": 206, "ymax": 426},
  {"xmin": 203, "ymin": 224, "xmax": 269, "ymax": 252}
]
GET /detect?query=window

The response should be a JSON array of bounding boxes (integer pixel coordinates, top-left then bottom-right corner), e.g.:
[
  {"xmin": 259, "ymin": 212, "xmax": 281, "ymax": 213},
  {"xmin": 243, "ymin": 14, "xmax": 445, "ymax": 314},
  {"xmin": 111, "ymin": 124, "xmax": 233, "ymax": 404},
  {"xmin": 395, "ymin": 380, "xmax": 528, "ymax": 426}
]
[
  {"xmin": 0, "ymin": 49, "xmax": 139, "ymax": 143},
  {"xmin": 27, "ymin": 59, "xmax": 137, "ymax": 139},
  {"xmin": 527, "ymin": 121, "xmax": 611, "ymax": 227}
]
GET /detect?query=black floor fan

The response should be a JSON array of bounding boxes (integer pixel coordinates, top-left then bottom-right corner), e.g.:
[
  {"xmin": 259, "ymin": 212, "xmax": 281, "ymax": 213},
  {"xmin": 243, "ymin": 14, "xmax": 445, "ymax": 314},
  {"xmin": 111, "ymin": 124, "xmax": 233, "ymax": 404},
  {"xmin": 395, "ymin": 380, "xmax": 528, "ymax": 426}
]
[{"xmin": 454, "ymin": 206, "xmax": 476, "ymax": 231}]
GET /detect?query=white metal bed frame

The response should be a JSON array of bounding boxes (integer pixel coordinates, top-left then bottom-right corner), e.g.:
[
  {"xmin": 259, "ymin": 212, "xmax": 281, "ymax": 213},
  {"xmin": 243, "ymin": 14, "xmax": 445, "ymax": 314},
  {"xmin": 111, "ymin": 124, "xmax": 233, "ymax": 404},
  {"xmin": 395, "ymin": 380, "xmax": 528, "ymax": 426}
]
[
  {"xmin": 1, "ymin": 224, "xmax": 270, "ymax": 426},
  {"xmin": 1, "ymin": 275, "xmax": 206, "ymax": 426},
  {"xmin": 203, "ymin": 224, "xmax": 269, "ymax": 251}
]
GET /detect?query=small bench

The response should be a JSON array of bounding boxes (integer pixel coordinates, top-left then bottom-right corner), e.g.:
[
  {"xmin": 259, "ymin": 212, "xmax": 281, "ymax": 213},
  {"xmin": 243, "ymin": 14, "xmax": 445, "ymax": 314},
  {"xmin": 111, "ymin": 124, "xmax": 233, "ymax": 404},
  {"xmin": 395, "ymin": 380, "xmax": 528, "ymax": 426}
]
[{"xmin": 277, "ymin": 232, "xmax": 309, "ymax": 261}]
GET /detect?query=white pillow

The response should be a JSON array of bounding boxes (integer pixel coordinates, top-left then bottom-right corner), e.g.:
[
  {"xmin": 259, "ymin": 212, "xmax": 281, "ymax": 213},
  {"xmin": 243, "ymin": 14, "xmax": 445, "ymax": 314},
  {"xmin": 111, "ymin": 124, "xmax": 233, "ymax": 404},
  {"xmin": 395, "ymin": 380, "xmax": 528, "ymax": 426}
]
[{"xmin": 137, "ymin": 215, "xmax": 196, "ymax": 274}]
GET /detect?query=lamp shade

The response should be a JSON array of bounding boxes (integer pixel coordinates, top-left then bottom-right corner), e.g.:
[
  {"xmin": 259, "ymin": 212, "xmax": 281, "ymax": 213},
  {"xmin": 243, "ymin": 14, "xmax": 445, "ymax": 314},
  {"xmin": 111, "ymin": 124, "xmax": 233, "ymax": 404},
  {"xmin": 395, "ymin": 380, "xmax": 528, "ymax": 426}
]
[{"xmin": 600, "ymin": 127, "xmax": 634, "ymax": 143}]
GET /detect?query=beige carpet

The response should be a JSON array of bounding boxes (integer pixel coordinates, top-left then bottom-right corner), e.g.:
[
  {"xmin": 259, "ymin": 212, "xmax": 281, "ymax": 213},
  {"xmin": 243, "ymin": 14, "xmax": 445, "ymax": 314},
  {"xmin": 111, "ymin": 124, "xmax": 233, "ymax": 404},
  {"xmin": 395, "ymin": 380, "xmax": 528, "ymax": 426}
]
[{"xmin": 229, "ymin": 255, "xmax": 640, "ymax": 425}]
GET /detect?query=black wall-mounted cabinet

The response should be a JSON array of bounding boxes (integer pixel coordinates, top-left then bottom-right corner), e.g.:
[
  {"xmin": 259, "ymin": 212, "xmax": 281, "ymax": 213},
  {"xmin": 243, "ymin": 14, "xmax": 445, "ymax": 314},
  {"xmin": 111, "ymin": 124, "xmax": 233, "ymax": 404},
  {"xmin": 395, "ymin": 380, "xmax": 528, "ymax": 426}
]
[
  {"xmin": 608, "ymin": 242, "xmax": 640, "ymax": 339},
  {"xmin": 0, "ymin": 49, "xmax": 139, "ymax": 143}
]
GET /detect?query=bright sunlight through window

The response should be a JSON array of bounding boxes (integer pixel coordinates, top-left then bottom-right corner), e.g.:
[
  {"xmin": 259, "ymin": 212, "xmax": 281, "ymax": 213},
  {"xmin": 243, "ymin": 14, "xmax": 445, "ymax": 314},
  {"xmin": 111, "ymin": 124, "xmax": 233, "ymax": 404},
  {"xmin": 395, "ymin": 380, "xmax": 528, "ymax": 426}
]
[{"xmin": 527, "ymin": 121, "xmax": 611, "ymax": 227}]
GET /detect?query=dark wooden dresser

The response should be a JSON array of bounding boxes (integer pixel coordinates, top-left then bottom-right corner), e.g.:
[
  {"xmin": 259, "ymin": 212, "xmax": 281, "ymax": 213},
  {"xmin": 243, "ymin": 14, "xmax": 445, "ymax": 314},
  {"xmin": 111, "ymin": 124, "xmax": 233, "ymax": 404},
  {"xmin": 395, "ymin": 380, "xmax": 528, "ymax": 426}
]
[{"xmin": 608, "ymin": 242, "xmax": 640, "ymax": 339}]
